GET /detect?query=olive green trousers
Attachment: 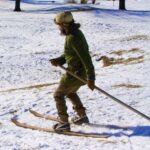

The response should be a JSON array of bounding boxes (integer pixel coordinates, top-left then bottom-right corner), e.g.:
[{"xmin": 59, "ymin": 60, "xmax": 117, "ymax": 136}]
[{"xmin": 54, "ymin": 83, "xmax": 86, "ymax": 123}]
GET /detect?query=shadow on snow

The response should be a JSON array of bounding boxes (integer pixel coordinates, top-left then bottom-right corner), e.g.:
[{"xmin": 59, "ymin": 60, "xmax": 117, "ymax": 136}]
[
  {"xmin": 94, "ymin": 9, "xmax": 150, "ymax": 17},
  {"xmin": 88, "ymin": 123, "xmax": 150, "ymax": 137},
  {"xmin": 11, "ymin": 0, "xmax": 64, "ymax": 5},
  {"xmin": 23, "ymin": 6, "xmax": 150, "ymax": 18},
  {"xmin": 23, "ymin": 5, "xmax": 98, "ymax": 13}
]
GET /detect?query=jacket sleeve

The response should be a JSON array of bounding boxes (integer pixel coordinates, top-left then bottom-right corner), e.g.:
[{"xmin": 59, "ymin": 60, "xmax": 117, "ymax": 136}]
[{"xmin": 70, "ymin": 36, "xmax": 95, "ymax": 80}]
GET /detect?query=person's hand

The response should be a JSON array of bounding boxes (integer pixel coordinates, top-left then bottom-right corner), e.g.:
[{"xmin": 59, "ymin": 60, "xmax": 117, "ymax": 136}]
[
  {"xmin": 49, "ymin": 57, "xmax": 66, "ymax": 67},
  {"xmin": 87, "ymin": 80, "xmax": 95, "ymax": 91},
  {"xmin": 49, "ymin": 58, "xmax": 59, "ymax": 66}
]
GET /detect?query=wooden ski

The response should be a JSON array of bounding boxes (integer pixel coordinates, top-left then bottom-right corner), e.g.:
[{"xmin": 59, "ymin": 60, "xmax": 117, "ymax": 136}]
[
  {"xmin": 11, "ymin": 118, "xmax": 110, "ymax": 139},
  {"xmin": 30, "ymin": 110, "xmax": 61, "ymax": 122}
]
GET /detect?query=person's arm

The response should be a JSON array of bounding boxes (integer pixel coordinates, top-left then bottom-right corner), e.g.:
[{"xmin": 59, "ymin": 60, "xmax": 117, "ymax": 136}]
[{"xmin": 71, "ymin": 37, "xmax": 95, "ymax": 90}]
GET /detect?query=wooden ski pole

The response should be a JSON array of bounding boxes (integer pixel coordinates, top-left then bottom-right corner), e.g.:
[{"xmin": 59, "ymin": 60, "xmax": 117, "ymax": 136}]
[{"xmin": 59, "ymin": 65, "xmax": 150, "ymax": 122}]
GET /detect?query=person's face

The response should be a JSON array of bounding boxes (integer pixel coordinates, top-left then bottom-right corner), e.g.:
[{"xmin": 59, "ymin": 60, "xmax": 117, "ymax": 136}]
[
  {"xmin": 57, "ymin": 24, "xmax": 66, "ymax": 35},
  {"xmin": 57, "ymin": 24, "xmax": 69, "ymax": 35},
  {"xmin": 58, "ymin": 24, "xmax": 64, "ymax": 30}
]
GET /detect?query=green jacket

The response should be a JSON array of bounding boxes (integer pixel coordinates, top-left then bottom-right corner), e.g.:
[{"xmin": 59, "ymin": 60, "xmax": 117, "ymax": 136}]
[{"xmin": 60, "ymin": 29, "xmax": 95, "ymax": 87}]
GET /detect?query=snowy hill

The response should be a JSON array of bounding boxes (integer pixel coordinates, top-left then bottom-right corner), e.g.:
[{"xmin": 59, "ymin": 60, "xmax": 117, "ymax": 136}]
[{"xmin": 0, "ymin": 0, "xmax": 150, "ymax": 150}]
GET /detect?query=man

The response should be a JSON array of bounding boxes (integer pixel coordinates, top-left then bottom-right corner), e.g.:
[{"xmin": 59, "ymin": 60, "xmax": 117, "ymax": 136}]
[{"xmin": 50, "ymin": 11, "xmax": 95, "ymax": 132}]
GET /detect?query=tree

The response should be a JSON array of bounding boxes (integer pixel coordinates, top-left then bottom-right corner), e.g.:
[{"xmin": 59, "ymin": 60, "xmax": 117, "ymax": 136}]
[
  {"xmin": 14, "ymin": 0, "xmax": 21, "ymax": 11},
  {"xmin": 92, "ymin": 0, "xmax": 96, "ymax": 4},
  {"xmin": 119, "ymin": 0, "xmax": 126, "ymax": 10},
  {"xmin": 80, "ymin": 0, "xmax": 87, "ymax": 4}
]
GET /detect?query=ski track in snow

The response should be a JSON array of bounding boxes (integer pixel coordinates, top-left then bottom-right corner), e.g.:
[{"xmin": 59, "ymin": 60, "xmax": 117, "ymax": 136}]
[{"xmin": 0, "ymin": 0, "xmax": 150, "ymax": 150}]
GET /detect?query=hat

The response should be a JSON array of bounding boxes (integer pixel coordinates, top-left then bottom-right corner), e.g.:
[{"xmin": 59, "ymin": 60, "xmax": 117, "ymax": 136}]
[{"xmin": 54, "ymin": 11, "xmax": 73, "ymax": 24}]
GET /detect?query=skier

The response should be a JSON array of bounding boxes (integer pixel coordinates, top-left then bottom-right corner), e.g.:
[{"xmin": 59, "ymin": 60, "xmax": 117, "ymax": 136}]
[{"xmin": 50, "ymin": 11, "xmax": 95, "ymax": 132}]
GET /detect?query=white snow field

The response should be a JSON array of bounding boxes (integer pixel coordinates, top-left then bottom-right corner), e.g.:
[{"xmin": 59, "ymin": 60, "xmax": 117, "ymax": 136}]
[{"xmin": 0, "ymin": 0, "xmax": 150, "ymax": 149}]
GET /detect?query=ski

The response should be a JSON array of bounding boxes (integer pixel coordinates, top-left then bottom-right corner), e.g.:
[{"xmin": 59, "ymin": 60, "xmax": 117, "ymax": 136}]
[
  {"xmin": 29, "ymin": 110, "xmax": 61, "ymax": 123},
  {"xmin": 11, "ymin": 118, "xmax": 110, "ymax": 139},
  {"xmin": 29, "ymin": 110, "xmax": 131, "ymax": 131}
]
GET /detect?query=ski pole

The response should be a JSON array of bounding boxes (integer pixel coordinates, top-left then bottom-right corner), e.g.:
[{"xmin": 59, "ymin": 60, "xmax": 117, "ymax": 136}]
[{"xmin": 59, "ymin": 65, "xmax": 150, "ymax": 122}]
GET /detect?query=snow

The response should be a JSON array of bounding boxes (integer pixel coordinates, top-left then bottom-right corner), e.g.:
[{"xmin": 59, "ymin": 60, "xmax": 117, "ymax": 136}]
[{"xmin": 0, "ymin": 0, "xmax": 150, "ymax": 149}]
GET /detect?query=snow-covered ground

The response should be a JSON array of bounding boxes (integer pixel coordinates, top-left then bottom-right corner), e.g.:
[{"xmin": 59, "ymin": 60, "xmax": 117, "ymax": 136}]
[{"xmin": 0, "ymin": 0, "xmax": 150, "ymax": 149}]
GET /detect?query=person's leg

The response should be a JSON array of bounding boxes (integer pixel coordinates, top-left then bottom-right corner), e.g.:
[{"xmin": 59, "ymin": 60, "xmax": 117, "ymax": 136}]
[
  {"xmin": 53, "ymin": 84, "xmax": 71, "ymax": 132},
  {"xmin": 67, "ymin": 93, "xmax": 86, "ymax": 117},
  {"xmin": 66, "ymin": 87, "xmax": 89, "ymax": 124},
  {"xmin": 54, "ymin": 84, "xmax": 69, "ymax": 123}
]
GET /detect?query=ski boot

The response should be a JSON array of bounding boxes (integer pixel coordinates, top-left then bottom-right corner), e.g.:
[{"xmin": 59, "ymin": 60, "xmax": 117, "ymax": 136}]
[
  {"xmin": 53, "ymin": 122, "xmax": 70, "ymax": 132},
  {"xmin": 71, "ymin": 115, "xmax": 89, "ymax": 125}
]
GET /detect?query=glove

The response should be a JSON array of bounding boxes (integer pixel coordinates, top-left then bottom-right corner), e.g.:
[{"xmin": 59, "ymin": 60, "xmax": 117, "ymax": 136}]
[
  {"xmin": 49, "ymin": 57, "xmax": 66, "ymax": 67},
  {"xmin": 49, "ymin": 58, "xmax": 59, "ymax": 66},
  {"xmin": 87, "ymin": 80, "xmax": 95, "ymax": 91}
]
